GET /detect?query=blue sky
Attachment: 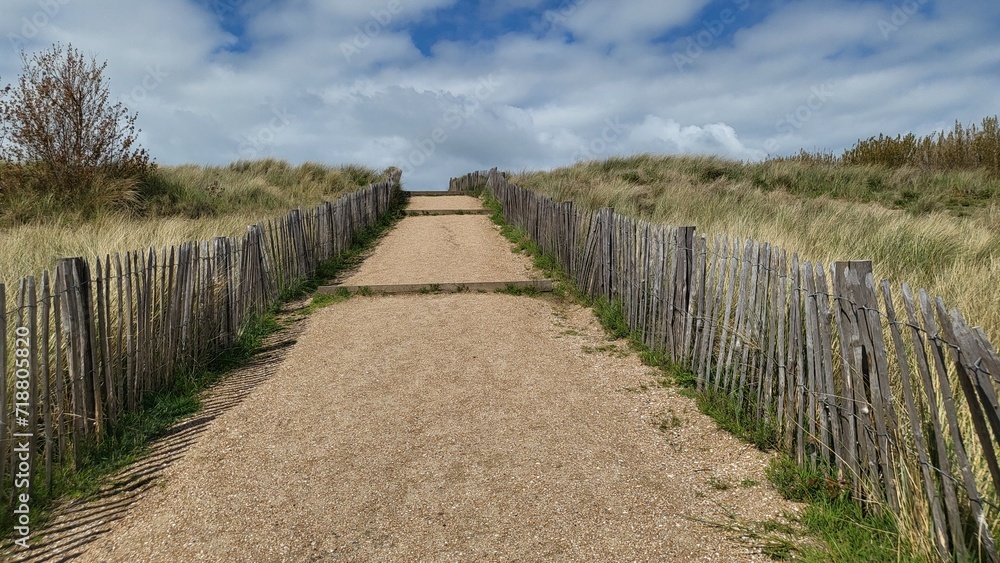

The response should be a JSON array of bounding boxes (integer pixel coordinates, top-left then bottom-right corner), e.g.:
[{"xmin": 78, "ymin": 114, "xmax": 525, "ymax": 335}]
[{"xmin": 2, "ymin": 0, "xmax": 998, "ymax": 189}]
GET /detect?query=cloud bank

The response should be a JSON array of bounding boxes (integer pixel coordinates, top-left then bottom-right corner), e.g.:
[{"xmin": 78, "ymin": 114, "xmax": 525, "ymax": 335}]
[{"xmin": 2, "ymin": 0, "xmax": 998, "ymax": 189}]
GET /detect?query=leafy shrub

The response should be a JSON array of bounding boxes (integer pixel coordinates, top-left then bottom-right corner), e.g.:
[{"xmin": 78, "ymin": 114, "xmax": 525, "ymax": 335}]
[{"xmin": 0, "ymin": 43, "xmax": 152, "ymax": 208}]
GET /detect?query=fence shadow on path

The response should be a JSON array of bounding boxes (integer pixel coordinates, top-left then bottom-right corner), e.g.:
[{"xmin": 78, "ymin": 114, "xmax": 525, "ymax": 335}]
[{"xmin": 7, "ymin": 302, "xmax": 311, "ymax": 562}]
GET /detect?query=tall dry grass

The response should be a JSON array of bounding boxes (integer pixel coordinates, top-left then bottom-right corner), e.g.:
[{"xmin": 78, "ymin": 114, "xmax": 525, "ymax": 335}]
[
  {"xmin": 780, "ymin": 115, "xmax": 1000, "ymax": 176},
  {"xmin": 512, "ymin": 153, "xmax": 1000, "ymax": 559},
  {"xmin": 512, "ymin": 155, "xmax": 1000, "ymax": 344},
  {"xmin": 139, "ymin": 159, "xmax": 382, "ymax": 218},
  {"xmin": 0, "ymin": 158, "xmax": 385, "ymax": 287},
  {"xmin": 0, "ymin": 213, "xmax": 265, "ymax": 288}
]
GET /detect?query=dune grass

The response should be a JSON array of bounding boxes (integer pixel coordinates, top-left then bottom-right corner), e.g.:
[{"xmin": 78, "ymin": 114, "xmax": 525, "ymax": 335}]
[
  {"xmin": 511, "ymin": 154, "xmax": 1000, "ymax": 345},
  {"xmin": 0, "ymin": 159, "xmax": 386, "ymax": 287},
  {"xmin": 511, "ymin": 153, "xmax": 1000, "ymax": 560},
  {"xmin": 138, "ymin": 159, "xmax": 383, "ymax": 219},
  {"xmin": 784, "ymin": 116, "xmax": 1000, "ymax": 178}
]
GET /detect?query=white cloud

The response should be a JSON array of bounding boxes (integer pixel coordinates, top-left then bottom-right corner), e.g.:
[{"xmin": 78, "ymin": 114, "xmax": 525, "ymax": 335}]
[
  {"xmin": 628, "ymin": 116, "xmax": 763, "ymax": 160},
  {"xmin": 1, "ymin": 0, "xmax": 998, "ymax": 188},
  {"xmin": 557, "ymin": 0, "xmax": 711, "ymax": 44}
]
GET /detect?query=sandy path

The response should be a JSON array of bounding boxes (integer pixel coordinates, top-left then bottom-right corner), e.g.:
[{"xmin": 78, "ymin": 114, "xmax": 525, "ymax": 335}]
[
  {"xmin": 342, "ymin": 215, "xmax": 537, "ymax": 286},
  {"xmin": 407, "ymin": 195, "xmax": 484, "ymax": 211},
  {"xmin": 14, "ymin": 196, "xmax": 798, "ymax": 561}
]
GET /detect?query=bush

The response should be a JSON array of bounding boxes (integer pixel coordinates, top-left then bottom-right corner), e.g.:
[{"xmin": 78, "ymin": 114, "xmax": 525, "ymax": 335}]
[
  {"xmin": 781, "ymin": 116, "xmax": 1000, "ymax": 176},
  {"xmin": 0, "ymin": 43, "xmax": 152, "ymax": 208}
]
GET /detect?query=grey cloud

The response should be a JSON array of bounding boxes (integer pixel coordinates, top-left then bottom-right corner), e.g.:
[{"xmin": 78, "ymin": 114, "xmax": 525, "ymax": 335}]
[{"xmin": 0, "ymin": 0, "xmax": 997, "ymax": 189}]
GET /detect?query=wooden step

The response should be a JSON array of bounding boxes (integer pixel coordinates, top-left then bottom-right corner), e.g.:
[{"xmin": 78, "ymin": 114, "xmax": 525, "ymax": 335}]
[
  {"xmin": 317, "ymin": 279, "xmax": 553, "ymax": 296},
  {"xmin": 404, "ymin": 209, "xmax": 490, "ymax": 216},
  {"xmin": 405, "ymin": 191, "xmax": 464, "ymax": 196}
]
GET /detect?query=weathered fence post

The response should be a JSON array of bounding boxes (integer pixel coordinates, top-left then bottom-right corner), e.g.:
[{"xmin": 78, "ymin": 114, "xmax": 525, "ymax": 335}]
[
  {"xmin": 40, "ymin": 272, "xmax": 53, "ymax": 493},
  {"xmin": 57, "ymin": 258, "xmax": 96, "ymax": 463},
  {"xmin": 832, "ymin": 260, "xmax": 900, "ymax": 514},
  {"xmin": 832, "ymin": 261, "xmax": 873, "ymax": 498},
  {"xmin": 672, "ymin": 226, "xmax": 696, "ymax": 361},
  {"xmin": 213, "ymin": 237, "xmax": 233, "ymax": 348},
  {"xmin": 599, "ymin": 208, "xmax": 614, "ymax": 302}
]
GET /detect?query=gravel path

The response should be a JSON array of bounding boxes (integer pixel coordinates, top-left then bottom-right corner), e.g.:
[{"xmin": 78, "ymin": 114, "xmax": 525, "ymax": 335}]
[
  {"xmin": 14, "ymin": 196, "xmax": 799, "ymax": 561},
  {"xmin": 342, "ymin": 215, "xmax": 537, "ymax": 286},
  {"xmin": 407, "ymin": 195, "xmax": 484, "ymax": 211}
]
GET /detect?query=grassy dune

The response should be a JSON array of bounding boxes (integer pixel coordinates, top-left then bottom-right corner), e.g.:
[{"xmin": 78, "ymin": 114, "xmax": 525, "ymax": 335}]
[
  {"xmin": 512, "ymin": 154, "xmax": 1000, "ymax": 344},
  {"xmin": 140, "ymin": 159, "xmax": 382, "ymax": 218},
  {"xmin": 0, "ymin": 159, "xmax": 385, "ymax": 285},
  {"xmin": 513, "ymin": 153, "xmax": 1000, "ymax": 559}
]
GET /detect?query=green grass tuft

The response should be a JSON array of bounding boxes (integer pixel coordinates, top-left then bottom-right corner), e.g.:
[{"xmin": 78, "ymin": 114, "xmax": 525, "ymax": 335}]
[
  {"xmin": 304, "ymin": 290, "xmax": 351, "ymax": 314},
  {"xmin": 693, "ymin": 388, "xmax": 781, "ymax": 451},
  {"xmin": 766, "ymin": 456, "xmax": 919, "ymax": 562}
]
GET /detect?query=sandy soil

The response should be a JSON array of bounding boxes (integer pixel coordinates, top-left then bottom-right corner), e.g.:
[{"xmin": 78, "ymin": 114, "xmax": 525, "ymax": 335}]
[
  {"xmin": 407, "ymin": 195, "xmax": 485, "ymax": 211},
  {"xmin": 12, "ymin": 196, "xmax": 800, "ymax": 561},
  {"xmin": 342, "ymin": 215, "xmax": 537, "ymax": 286}
]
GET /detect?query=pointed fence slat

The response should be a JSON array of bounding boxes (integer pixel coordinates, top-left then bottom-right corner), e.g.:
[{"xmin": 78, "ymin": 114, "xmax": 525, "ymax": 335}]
[
  {"xmin": 901, "ymin": 284, "xmax": 969, "ymax": 559},
  {"xmin": 773, "ymin": 251, "xmax": 788, "ymax": 430},
  {"xmin": 924, "ymin": 294, "xmax": 998, "ymax": 560},
  {"xmin": 814, "ymin": 266, "xmax": 841, "ymax": 475},
  {"xmin": 882, "ymin": 281, "xmax": 950, "ymax": 561}
]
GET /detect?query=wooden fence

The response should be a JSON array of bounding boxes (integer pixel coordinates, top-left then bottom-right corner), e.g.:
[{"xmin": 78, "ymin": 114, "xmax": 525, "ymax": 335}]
[
  {"xmin": 0, "ymin": 175, "xmax": 400, "ymax": 506},
  {"xmin": 448, "ymin": 170, "xmax": 491, "ymax": 193},
  {"xmin": 482, "ymin": 168, "xmax": 1000, "ymax": 562}
]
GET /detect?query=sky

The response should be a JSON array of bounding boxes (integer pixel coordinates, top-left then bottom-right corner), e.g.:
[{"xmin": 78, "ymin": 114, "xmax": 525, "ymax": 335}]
[{"xmin": 1, "ymin": 0, "xmax": 998, "ymax": 190}]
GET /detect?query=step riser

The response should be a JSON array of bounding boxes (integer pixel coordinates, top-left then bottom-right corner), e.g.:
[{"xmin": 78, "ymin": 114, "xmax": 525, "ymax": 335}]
[
  {"xmin": 404, "ymin": 210, "xmax": 491, "ymax": 216},
  {"xmin": 317, "ymin": 280, "xmax": 553, "ymax": 296}
]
